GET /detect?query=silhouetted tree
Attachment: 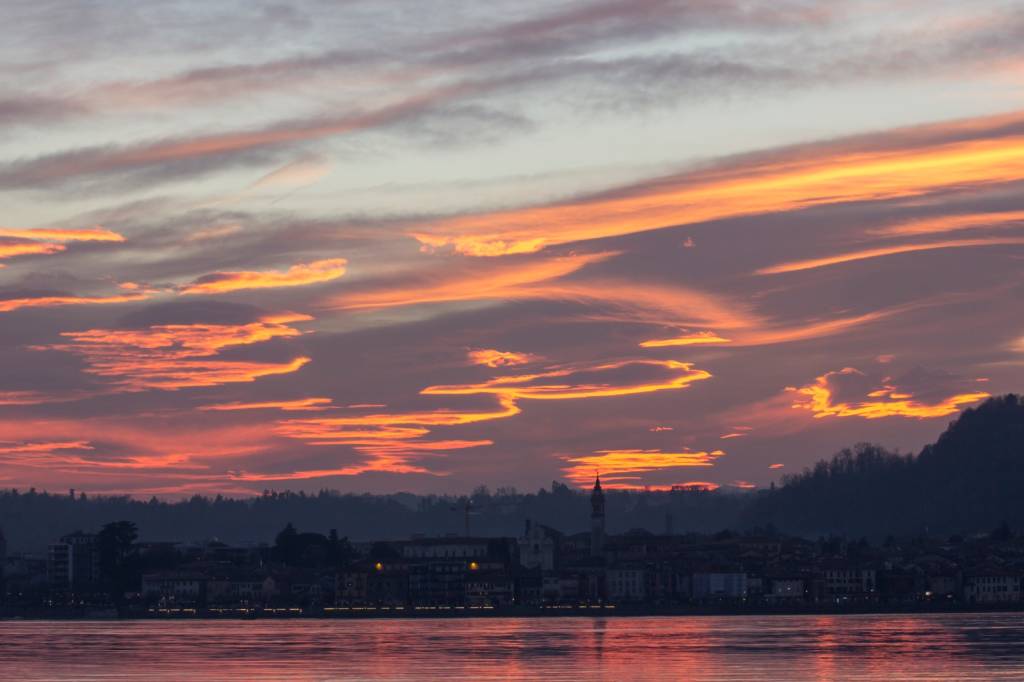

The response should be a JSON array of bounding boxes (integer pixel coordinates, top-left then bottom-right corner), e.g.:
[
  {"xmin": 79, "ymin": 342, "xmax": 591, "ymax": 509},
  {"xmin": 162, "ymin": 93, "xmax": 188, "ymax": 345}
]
[
  {"xmin": 273, "ymin": 523, "xmax": 300, "ymax": 565},
  {"xmin": 97, "ymin": 521, "xmax": 139, "ymax": 614}
]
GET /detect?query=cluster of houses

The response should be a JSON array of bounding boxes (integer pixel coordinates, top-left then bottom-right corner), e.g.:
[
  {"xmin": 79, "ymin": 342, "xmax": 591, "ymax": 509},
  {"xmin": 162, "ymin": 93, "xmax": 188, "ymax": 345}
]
[{"xmin": 3, "ymin": 478, "xmax": 1024, "ymax": 613}]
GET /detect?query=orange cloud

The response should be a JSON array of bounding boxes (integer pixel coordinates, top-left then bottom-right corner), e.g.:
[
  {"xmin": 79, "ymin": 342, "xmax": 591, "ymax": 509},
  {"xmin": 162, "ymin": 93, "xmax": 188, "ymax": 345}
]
[
  {"xmin": 672, "ymin": 481, "xmax": 721, "ymax": 492},
  {"xmin": 788, "ymin": 367, "xmax": 990, "ymax": 419},
  {"xmin": 757, "ymin": 237, "xmax": 1024, "ymax": 275},
  {"xmin": 467, "ymin": 348, "xmax": 539, "ymax": 368},
  {"xmin": 180, "ymin": 258, "xmax": 347, "ymax": 295},
  {"xmin": 0, "ymin": 226, "xmax": 125, "ymax": 242},
  {"xmin": 0, "ymin": 241, "xmax": 65, "ymax": 261},
  {"xmin": 278, "ymin": 358, "xmax": 712, "ymax": 478},
  {"xmin": 0, "ymin": 416, "xmax": 282, "ymax": 493},
  {"xmin": 640, "ymin": 330, "xmax": 731, "ymax": 348},
  {"xmin": 274, "ymin": 400, "xmax": 505, "ymax": 477},
  {"xmin": 870, "ymin": 209, "xmax": 1024, "ymax": 237},
  {"xmin": 0, "ymin": 227, "xmax": 125, "ymax": 269},
  {"xmin": 337, "ymin": 254, "xmax": 773, "ymax": 349},
  {"xmin": 200, "ymin": 397, "xmax": 334, "ymax": 412},
  {"xmin": 337, "ymin": 252, "xmax": 616, "ymax": 310},
  {"xmin": 769, "ymin": 463, "xmax": 785, "ymax": 469},
  {"xmin": 640, "ymin": 298, "xmax": 932, "ymax": 350},
  {"xmin": 576, "ymin": 281, "xmax": 975, "ymax": 352},
  {"xmin": 227, "ymin": 461, "xmax": 432, "ymax": 481},
  {"xmin": 276, "ymin": 396, "xmax": 522, "ymax": 445},
  {"xmin": 0, "ymin": 440, "xmax": 93, "ymax": 454},
  {"xmin": 35, "ymin": 313, "xmax": 312, "ymax": 390},
  {"xmin": 508, "ymin": 279, "xmax": 752, "ymax": 333},
  {"xmin": 225, "ymin": 436, "xmax": 497, "ymax": 481},
  {"xmin": 0, "ymin": 292, "xmax": 149, "ymax": 313},
  {"xmin": 0, "ymin": 391, "xmax": 55, "ymax": 406},
  {"xmin": 724, "ymin": 309, "xmax": 903, "ymax": 347},
  {"xmin": 422, "ymin": 359, "xmax": 711, "ymax": 402},
  {"xmin": 411, "ymin": 111, "xmax": 1024, "ymax": 255},
  {"xmin": 731, "ymin": 480, "xmax": 757, "ymax": 489},
  {"xmin": 561, "ymin": 448, "xmax": 726, "ymax": 488},
  {"xmin": 0, "ymin": 440, "xmax": 196, "ymax": 473}
]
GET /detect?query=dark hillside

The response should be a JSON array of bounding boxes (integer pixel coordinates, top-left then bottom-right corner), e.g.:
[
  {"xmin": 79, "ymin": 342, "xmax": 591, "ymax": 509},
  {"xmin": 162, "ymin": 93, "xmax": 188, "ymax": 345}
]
[{"xmin": 743, "ymin": 395, "xmax": 1024, "ymax": 537}]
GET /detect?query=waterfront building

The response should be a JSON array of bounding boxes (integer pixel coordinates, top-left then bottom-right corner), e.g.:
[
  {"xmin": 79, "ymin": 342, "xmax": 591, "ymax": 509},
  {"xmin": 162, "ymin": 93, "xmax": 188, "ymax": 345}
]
[
  {"xmin": 822, "ymin": 567, "xmax": 877, "ymax": 601},
  {"xmin": 47, "ymin": 531, "xmax": 100, "ymax": 592},
  {"xmin": 692, "ymin": 572, "xmax": 748, "ymax": 600},
  {"xmin": 607, "ymin": 567, "xmax": 646, "ymax": 601},
  {"xmin": 518, "ymin": 520, "xmax": 561, "ymax": 571},
  {"xmin": 964, "ymin": 572, "xmax": 1022, "ymax": 603},
  {"xmin": 766, "ymin": 577, "xmax": 806, "ymax": 602}
]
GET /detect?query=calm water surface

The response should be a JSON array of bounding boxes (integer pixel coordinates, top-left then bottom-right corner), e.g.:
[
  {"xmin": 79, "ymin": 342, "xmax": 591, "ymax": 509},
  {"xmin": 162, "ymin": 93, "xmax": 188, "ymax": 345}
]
[{"xmin": 2, "ymin": 613, "xmax": 1024, "ymax": 681}]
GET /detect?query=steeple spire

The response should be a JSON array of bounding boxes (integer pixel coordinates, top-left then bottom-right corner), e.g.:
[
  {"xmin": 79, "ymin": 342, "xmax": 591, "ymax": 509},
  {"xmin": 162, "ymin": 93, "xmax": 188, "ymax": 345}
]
[{"xmin": 590, "ymin": 471, "xmax": 605, "ymax": 557}]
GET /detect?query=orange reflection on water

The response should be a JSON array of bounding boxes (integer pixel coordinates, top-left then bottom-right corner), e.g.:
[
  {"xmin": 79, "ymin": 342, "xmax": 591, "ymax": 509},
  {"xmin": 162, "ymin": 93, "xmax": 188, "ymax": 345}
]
[{"xmin": 3, "ymin": 614, "xmax": 1021, "ymax": 681}]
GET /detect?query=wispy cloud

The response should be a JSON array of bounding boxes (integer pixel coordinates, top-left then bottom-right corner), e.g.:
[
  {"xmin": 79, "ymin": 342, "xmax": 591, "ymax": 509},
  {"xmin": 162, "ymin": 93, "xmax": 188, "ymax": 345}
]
[
  {"xmin": 561, "ymin": 447, "xmax": 726, "ymax": 489},
  {"xmin": 336, "ymin": 252, "xmax": 617, "ymax": 310},
  {"xmin": 757, "ymin": 237, "xmax": 1024, "ymax": 275},
  {"xmin": 199, "ymin": 397, "xmax": 335, "ymax": 412},
  {"xmin": 0, "ymin": 226, "xmax": 124, "ymax": 242},
  {"xmin": 33, "ymin": 313, "xmax": 313, "ymax": 390},
  {"xmin": 180, "ymin": 258, "xmax": 347, "ymax": 295},
  {"xmin": 0, "ymin": 241, "xmax": 65, "ymax": 262},
  {"xmin": 412, "ymin": 111, "xmax": 1024, "ymax": 255},
  {"xmin": 467, "ymin": 348, "xmax": 540, "ymax": 368},
  {"xmin": 0, "ymin": 292, "xmax": 148, "ymax": 313},
  {"xmin": 788, "ymin": 367, "xmax": 990, "ymax": 419},
  {"xmin": 275, "ymin": 357, "xmax": 711, "ymax": 478},
  {"xmin": 869, "ymin": 209, "xmax": 1024, "ymax": 237},
  {"xmin": 639, "ymin": 330, "xmax": 731, "ymax": 348}
]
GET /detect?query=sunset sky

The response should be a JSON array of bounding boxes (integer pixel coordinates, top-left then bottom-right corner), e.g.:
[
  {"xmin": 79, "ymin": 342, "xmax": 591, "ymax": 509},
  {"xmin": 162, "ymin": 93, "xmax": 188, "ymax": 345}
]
[{"xmin": 1, "ymin": 0, "xmax": 1023, "ymax": 497}]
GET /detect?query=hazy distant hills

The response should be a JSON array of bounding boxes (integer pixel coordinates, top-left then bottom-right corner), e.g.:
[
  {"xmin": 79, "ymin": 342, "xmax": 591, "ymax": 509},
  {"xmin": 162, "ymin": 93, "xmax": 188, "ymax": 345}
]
[
  {"xmin": 1, "ymin": 395, "xmax": 1021, "ymax": 552},
  {"xmin": 743, "ymin": 394, "xmax": 1024, "ymax": 538},
  {"xmin": 0, "ymin": 479, "xmax": 749, "ymax": 553}
]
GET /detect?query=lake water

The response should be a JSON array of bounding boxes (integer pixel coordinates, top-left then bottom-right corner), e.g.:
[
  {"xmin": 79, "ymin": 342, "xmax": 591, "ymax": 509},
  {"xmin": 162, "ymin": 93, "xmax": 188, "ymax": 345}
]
[{"xmin": 2, "ymin": 613, "xmax": 1024, "ymax": 680}]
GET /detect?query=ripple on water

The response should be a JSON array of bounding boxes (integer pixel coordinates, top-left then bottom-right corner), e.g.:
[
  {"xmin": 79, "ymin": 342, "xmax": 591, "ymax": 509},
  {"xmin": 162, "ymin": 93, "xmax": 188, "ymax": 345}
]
[{"xmin": 1, "ymin": 613, "xmax": 1024, "ymax": 681}]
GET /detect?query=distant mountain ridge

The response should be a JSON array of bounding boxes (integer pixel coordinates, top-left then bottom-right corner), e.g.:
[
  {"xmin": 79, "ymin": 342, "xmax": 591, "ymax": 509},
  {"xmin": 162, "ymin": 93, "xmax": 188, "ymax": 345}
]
[{"xmin": 743, "ymin": 394, "xmax": 1024, "ymax": 537}]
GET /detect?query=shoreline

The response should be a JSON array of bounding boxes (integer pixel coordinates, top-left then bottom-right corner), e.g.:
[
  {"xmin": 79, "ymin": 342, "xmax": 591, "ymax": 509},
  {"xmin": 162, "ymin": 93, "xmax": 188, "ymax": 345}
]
[{"xmin": 4, "ymin": 602, "xmax": 1023, "ymax": 621}]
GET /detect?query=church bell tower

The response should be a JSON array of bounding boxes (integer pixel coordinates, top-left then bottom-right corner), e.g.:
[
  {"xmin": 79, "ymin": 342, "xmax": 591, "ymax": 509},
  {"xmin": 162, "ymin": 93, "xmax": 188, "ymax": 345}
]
[{"xmin": 590, "ymin": 473, "xmax": 605, "ymax": 557}]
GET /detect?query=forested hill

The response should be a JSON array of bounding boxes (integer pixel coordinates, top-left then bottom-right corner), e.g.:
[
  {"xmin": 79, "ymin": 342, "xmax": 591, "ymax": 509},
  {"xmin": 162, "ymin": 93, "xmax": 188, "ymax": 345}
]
[{"xmin": 742, "ymin": 394, "xmax": 1024, "ymax": 537}]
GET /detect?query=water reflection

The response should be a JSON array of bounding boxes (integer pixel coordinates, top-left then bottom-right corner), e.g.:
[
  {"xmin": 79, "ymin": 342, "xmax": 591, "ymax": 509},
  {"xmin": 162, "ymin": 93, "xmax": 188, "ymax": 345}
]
[{"xmin": 1, "ymin": 613, "xmax": 1024, "ymax": 680}]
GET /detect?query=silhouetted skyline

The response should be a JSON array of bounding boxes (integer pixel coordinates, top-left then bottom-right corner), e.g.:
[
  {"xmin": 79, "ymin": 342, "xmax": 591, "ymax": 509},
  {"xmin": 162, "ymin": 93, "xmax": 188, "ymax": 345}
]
[{"xmin": 3, "ymin": 395, "xmax": 1020, "ymax": 553}]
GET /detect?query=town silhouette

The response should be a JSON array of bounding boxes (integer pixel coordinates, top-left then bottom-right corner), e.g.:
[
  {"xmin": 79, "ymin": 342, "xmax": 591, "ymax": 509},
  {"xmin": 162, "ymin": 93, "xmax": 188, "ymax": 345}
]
[{"xmin": 3, "ymin": 395, "xmax": 1022, "ymax": 618}]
